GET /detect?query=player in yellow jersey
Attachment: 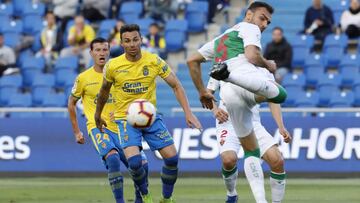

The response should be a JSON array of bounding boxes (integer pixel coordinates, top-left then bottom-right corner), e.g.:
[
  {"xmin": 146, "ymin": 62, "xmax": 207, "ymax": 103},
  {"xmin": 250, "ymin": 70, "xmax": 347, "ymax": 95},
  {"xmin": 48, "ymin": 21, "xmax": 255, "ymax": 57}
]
[
  {"xmin": 68, "ymin": 37, "xmax": 147, "ymax": 203},
  {"xmin": 94, "ymin": 24, "xmax": 202, "ymax": 203}
]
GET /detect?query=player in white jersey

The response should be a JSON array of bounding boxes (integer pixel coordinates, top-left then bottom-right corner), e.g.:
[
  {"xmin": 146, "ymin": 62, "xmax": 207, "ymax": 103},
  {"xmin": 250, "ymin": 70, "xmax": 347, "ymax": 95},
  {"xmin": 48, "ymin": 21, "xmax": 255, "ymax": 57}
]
[
  {"xmin": 207, "ymin": 69, "xmax": 291, "ymax": 203},
  {"xmin": 187, "ymin": 2, "xmax": 287, "ymax": 203}
]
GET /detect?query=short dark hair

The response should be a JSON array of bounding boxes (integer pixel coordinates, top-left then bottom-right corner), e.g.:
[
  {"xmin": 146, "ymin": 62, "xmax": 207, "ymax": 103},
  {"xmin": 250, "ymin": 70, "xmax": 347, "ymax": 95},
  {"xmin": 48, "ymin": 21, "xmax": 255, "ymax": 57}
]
[
  {"xmin": 120, "ymin": 24, "xmax": 141, "ymax": 40},
  {"xmin": 90, "ymin": 37, "xmax": 109, "ymax": 50},
  {"xmin": 247, "ymin": 1, "xmax": 274, "ymax": 14},
  {"xmin": 273, "ymin": 26, "xmax": 283, "ymax": 33}
]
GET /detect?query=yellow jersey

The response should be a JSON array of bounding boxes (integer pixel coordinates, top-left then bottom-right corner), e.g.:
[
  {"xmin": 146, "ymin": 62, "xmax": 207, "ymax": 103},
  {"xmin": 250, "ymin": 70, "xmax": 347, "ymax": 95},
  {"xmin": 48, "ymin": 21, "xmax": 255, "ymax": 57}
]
[
  {"xmin": 68, "ymin": 24, "xmax": 95, "ymax": 44},
  {"xmin": 71, "ymin": 67, "xmax": 118, "ymax": 132},
  {"xmin": 104, "ymin": 50, "xmax": 171, "ymax": 120}
]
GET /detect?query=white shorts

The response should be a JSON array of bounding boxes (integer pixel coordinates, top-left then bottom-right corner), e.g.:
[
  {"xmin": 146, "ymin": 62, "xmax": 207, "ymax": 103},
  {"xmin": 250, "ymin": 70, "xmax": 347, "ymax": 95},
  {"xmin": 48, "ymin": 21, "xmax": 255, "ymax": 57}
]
[{"xmin": 216, "ymin": 119, "xmax": 277, "ymax": 158}]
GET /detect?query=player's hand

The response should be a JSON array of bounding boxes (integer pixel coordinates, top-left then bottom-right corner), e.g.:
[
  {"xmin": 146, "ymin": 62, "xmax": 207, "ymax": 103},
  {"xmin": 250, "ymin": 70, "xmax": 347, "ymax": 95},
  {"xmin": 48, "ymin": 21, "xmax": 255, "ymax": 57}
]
[
  {"xmin": 214, "ymin": 108, "xmax": 229, "ymax": 124},
  {"xmin": 95, "ymin": 115, "xmax": 107, "ymax": 133},
  {"xmin": 185, "ymin": 113, "xmax": 203, "ymax": 132},
  {"xmin": 199, "ymin": 90, "xmax": 215, "ymax": 109},
  {"xmin": 279, "ymin": 127, "xmax": 291, "ymax": 143},
  {"xmin": 75, "ymin": 131, "xmax": 85, "ymax": 144},
  {"xmin": 267, "ymin": 60, "xmax": 277, "ymax": 73}
]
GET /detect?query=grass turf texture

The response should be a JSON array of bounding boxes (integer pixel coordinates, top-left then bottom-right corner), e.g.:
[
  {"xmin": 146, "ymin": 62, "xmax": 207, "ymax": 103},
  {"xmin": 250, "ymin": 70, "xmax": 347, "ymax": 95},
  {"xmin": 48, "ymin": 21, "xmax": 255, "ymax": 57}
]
[{"xmin": 0, "ymin": 177, "xmax": 359, "ymax": 203}]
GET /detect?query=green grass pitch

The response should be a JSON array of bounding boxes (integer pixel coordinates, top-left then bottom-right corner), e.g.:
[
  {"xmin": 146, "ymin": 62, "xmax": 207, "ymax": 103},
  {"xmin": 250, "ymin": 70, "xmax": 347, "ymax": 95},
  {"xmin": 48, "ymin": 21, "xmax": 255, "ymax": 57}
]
[{"xmin": 0, "ymin": 177, "xmax": 359, "ymax": 203}]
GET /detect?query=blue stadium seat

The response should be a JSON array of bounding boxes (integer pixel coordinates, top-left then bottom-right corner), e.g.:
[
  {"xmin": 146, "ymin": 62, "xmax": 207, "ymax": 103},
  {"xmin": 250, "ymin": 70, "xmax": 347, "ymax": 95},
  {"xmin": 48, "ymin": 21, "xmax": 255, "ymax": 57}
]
[
  {"xmin": 339, "ymin": 54, "xmax": 360, "ymax": 70},
  {"xmin": 0, "ymin": 75, "xmax": 22, "ymax": 106},
  {"xmin": 282, "ymin": 86, "xmax": 303, "ymax": 107},
  {"xmin": 17, "ymin": 49, "xmax": 34, "ymax": 68},
  {"xmin": 323, "ymin": 34, "xmax": 348, "ymax": 51},
  {"xmin": 22, "ymin": 2, "xmax": 45, "ymax": 17},
  {"xmin": 12, "ymin": 0, "xmax": 31, "ymax": 17},
  {"xmin": 55, "ymin": 70, "xmax": 77, "ymax": 88},
  {"xmin": 42, "ymin": 112, "xmax": 68, "ymax": 118},
  {"xmin": 0, "ymin": 2, "xmax": 13, "ymax": 16},
  {"xmin": 318, "ymin": 86, "xmax": 340, "ymax": 107},
  {"xmin": 98, "ymin": 19, "xmax": 117, "ymax": 38},
  {"xmin": 317, "ymin": 73, "xmax": 342, "ymax": 89},
  {"xmin": 1, "ymin": 20, "xmax": 23, "ymax": 34},
  {"xmin": 23, "ymin": 14, "xmax": 44, "ymax": 35},
  {"xmin": 281, "ymin": 73, "xmax": 306, "ymax": 88},
  {"xmin": 324, "ymin": 46, "xmax": 344, "ymax": 69},
  {"xmin": 304, "ymin": 53, "xmax": 326, "ymax": 70},
  {"xmin": 21, "ymin": 56, "xmax": 46, "ymax": 87},
  {"xmin": 165, "ymin": 19, "xmax": 188, "ymax": 33},
  {"xmin": 305, "ymin": 67, "xmax": 324, "ymax": 88},
  {"xmin": 291, "ymin": 46, "xmax": 309, "ymax": 68},
  {"xmin": 3, "ymin": 32, "xmax": 21, "ymax": 48},
  {"xmin": 118, "ymin": 2, "xmax": 143, "ymax": 23},
  {"xmin": 8, "ymin": 93, "xmax": 32, "ymax": 107},
  {"xmin": 165, "ymin": 31, "xmax": 186, "ymax": 52},
  {"xmin": 341, "ymin": 66, "xmax": 359, "ymax": 88},
  {"xmin": 135, "ymin": 18, "xmax": 155, "ymax": 36},
  {"xmin": 54, "ymin": 56, "xmax": 79, "ymax": 71},
  {"xmin": 185, "ymin": 1, "xmax": 208, "ymax": 33},
  {"xmin": 31, "ymin": 33, "xmax": 42, "ymax": 52},
  {"xmin": 42, "ymin": 92, "xmax": 66, "ymax": 107},
  {"xmin": 353, "ymin": 86, "xmax": 360, "ymax": 107},
  {"xmin": 295, "ymin": 91, "xmax": 319, "ymax": 107},
  {"xmin": 288, "ymin": 34, "xmax": 314, "ymax": 49},
  {"xmin": 329, "ymin": 91, "xmax": 355, "ymax": 107},
  {"xmin": 31, "ymin": 74, "xmax": 55, "ymax": 106}
]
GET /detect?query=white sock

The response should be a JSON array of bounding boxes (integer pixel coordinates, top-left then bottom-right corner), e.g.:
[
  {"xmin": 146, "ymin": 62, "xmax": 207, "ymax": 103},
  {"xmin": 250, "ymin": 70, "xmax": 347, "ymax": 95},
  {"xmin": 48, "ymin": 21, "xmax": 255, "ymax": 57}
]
[
  {"xmin": 222, "ymin": 167, "xmax": 238, "ymax": 197},
  {"xmin": 244, "ymin": 156, "xmax": 267, "ymax": 203},
  {"xmin": 226, "ymin": 70, "xmax": 280, "ymax": 99},
  {"xmin": 270, "ymin": 171, "xmax": 286, "ymax": 203}
]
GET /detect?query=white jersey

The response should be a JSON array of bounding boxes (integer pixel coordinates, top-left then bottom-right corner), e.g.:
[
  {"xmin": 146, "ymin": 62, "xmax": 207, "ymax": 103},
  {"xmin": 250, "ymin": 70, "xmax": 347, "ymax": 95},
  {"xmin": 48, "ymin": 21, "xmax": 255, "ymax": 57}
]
[{"xmin": 198, "ymin": 22, "xmax": 262, "ymax": 65}]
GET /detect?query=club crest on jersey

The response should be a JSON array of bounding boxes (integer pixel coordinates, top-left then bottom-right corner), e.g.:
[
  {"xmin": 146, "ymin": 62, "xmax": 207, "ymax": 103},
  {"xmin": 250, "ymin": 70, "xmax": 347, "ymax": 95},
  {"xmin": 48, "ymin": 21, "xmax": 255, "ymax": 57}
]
[
  {"xmin": 123, "ymin": 134, "xmax": 129, "ymax": 142},
  {"xmin": 143, "ymin": 66, "xmax": 149, "ymax": 76},
  {"xmin": 220, "ymin": 139, "xmax": 225, "ymax": 146},
  {"xmin": 101, "ymin": 142, "xmax": 107, "ymax": 149}
]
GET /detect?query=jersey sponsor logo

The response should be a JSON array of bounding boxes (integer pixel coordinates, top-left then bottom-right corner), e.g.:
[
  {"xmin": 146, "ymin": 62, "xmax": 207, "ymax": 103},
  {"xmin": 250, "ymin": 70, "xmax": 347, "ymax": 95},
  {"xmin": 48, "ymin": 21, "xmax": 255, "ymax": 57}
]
[
  {"xmin": 122, "ymin": 82, "xmax": 149, "ymax": 94},
  {"xmin": 115, "ymin": 70, "xmax": 129, "ymax": 74},
  {"xmin": 143, "ymin": 66, "xmax": 149, "ymax": 76},
  {"xmin": 94, "ymin": 93, "xmax": 115, "ymax": 104},
  {"xmin": 0, "ymin": 135, "xmax": 31, "ymax": 160}
]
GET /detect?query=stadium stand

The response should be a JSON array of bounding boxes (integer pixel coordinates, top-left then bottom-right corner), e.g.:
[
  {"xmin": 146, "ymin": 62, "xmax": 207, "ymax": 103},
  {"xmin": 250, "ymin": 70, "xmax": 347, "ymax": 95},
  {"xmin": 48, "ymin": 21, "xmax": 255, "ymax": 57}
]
[{"xmin": 0, "ymin": 0, "xmax": 358, "ymax": 118}]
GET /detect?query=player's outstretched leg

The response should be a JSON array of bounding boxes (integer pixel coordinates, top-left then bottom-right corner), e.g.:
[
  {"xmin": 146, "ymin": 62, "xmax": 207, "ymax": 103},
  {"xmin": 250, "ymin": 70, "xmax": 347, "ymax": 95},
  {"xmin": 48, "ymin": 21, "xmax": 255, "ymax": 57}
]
[
  {"xmin": 159, "ymin": 154, "xmax": 178, "ymax": 203},
  {"xmin": 128, "ymin": 154, "xmax": 152, "ymax": 202},
  {"xmin": 262, "ymin": 146, "xmax": 286, "ymax": 203},
  {"xmin": 106, "ymin": 152, "xmax": 125, "ymax": 203},
  {"xmin": 221, "ymin": 151, "xmax": 239, "ymax": 203},
  {"xmin": 210, "ymin": 63, "xmax": 287, "ymax": 104}
]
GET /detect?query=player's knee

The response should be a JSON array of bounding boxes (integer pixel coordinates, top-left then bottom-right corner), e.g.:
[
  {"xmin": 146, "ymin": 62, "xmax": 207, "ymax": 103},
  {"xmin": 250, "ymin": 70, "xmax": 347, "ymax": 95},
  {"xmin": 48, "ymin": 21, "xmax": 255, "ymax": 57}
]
[
  {"xmin": 128, "ymin": 154, "xmax": 143, "ymax": 170},
  {"xmin": 105, "ymin": 152, "xmax": 121, "ymax": 171},
  {"xmin": 164, "ymin": 154, "xmax": 178, "ymax": 167},
  {"xmin": 222, "ymin": 156, "xmax": 237, "ymax": 170},
  {"xmin": 270, "ymin": 156, "xmax": 284, "ymax": 171}
]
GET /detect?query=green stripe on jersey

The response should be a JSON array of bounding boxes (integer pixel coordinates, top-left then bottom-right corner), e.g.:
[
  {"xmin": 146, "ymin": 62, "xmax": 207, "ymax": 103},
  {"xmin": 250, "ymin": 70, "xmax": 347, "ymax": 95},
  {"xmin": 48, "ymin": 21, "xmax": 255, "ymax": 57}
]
[{"xmin": 214, "ymin": 31, "xmax": 244, "ymax": 62}]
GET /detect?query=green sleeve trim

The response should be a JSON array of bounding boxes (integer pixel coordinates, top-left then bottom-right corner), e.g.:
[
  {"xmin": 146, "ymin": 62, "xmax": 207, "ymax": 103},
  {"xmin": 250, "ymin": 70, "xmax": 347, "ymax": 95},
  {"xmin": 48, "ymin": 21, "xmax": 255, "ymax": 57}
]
[
  {"xmin": 268, "ymin": 85, "xmax": 287, "ymax": 104},
  {"xmin": 71, "ymin": 93, "xmax": 81, "ymax": 100}
]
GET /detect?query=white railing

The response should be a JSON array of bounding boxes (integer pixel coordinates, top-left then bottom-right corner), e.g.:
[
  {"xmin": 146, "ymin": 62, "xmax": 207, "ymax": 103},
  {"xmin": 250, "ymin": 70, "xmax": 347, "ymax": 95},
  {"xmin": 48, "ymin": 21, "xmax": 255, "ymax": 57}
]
[{"xmin": 170, "ymin": 107, "xmax": 360, "ymax": 116}]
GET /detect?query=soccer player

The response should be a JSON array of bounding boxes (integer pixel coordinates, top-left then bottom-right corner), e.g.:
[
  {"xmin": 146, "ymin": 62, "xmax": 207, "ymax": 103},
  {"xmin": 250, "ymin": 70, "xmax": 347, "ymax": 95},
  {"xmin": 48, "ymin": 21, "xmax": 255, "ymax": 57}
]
[
  {"xmin": 187, "ymin": 2, "xmax": 286, "ymax": 202},
  {"xmin": 94, "ymin": 24, "xmax": 202, "ymax": 203},
  {"xmin": 208, "ymin": 72, "xmax": 291, "ymax": 203},
  {"xmin": 68, "ymin": 37, "xmax": 147, "ymax": 203}
]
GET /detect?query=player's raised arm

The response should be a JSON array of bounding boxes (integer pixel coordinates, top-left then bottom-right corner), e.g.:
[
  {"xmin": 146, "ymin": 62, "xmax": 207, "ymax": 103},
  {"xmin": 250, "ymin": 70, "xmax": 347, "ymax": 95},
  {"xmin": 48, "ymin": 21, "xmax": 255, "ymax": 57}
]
[
  {"xmin": 187, "ymin": 52, "xmax": 215, "ymax": 109},
  {"xmin": 67, "ymin": 95, "xmax": 85, "ymax": 144},
  {"xmin": 163, "ymin": 72, "xmax": 202, "ymax": 130},
  {"xmin": 94, "ymin": 78, "xmax": 112, "ymax": 132},
  {"xmin": 268, "ymin": 102, "xmax": 291, "ymax": 143}
]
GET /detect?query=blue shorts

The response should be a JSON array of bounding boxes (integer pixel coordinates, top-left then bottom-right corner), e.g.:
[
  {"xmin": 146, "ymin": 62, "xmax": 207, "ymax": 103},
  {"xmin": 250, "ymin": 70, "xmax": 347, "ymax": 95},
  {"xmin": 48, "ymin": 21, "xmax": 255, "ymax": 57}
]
[
  {"xmin": 89, "ymin": 128, "xmax": 147, "ymax": 167},
  {"xmin": 116, "ymin": 115, "xmax": 174, "ymax": 151}
]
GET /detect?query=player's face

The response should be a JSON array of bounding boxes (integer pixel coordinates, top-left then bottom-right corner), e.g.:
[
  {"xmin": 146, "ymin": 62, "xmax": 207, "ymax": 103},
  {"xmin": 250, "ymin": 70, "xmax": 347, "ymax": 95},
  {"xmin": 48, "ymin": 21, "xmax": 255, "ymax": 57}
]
[
  {"xmin": 90, "ymin": 42, "xmax": 109, "ymax": 66},
  {"xmin": 248, "ymin": 7, "xmax": 272, "ymax": 32},
  {"xmin": 121, "ymin": 31, "xmax": 142, "ymax": 57}
]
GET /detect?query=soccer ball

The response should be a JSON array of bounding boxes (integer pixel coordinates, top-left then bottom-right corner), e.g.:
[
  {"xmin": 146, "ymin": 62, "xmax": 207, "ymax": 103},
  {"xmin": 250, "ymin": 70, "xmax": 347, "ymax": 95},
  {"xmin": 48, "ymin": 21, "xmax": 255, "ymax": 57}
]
[{"xmin": 126, "ymin": 99, "xmax": 156, "ymax": 128}]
